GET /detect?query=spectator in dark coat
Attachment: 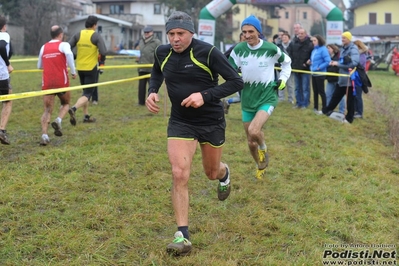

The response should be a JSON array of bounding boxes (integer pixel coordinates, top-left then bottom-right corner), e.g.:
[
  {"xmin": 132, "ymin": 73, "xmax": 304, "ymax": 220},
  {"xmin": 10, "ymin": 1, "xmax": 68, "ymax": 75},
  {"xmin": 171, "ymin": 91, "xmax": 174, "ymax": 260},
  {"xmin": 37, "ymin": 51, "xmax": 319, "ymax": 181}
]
[
  {"xmin": 137, "ymin": 26, "xmax": 161, "ymax": 105},
  {"xmin": 289, "ymin": 28, "xmax": 313, "ymax": 108},
  {"xmin": 278, "ymin": 32, "xmax": 295, "ymax": 103}
]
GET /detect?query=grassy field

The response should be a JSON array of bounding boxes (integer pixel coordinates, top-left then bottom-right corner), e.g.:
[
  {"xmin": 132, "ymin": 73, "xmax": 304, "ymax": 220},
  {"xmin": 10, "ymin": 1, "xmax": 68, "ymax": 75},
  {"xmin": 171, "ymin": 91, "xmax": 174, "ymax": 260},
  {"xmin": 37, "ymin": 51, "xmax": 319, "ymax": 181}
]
[{"xmin": 0, "ymin": 57, "xmax": 398, "ymax": 265}]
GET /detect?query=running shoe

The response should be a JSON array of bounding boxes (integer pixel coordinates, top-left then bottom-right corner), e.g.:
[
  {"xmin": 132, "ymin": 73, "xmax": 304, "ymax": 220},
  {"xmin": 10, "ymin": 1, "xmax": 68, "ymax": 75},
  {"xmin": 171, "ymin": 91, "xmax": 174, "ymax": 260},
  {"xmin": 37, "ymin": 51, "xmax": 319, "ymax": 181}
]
[
  {"xmin": 51, "ymin": 120, "xmax": 62, "ymax": 137},
  {"xmin": 0, "ymin": 131, "xmax": 10, "ymax": 145},
  {"xmin": 218, "ymin": 164, "xmax": 231, "ymax": 201},
  {"xmin": 255, "ymin": 167, "xmax": 266, "ymax": 180},
  {"xmin": 314, "ymin": 109, "xmax": 323, "ymax": 115},
  {"xmin": 83, "ymin": 115, "xmax": 96, "ymax": 123},
  {"xmin": 166, "ymin": 231, "xmax": 192, "ymax": 256},
  {"xmin": 68, "ymin": 108, "xmax": 76, "ymax": 126},
  {"xmin": 40, "ymin": 135, "xmax": 50, "ymax": 146}
]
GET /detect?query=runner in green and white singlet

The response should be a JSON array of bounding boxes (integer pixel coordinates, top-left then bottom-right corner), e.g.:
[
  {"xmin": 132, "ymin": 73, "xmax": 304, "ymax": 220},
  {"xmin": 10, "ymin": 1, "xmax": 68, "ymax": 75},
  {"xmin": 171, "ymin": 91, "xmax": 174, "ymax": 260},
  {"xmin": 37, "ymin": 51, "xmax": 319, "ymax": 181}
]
[{"xmin": 228, "ymin": 15, "xmax": 292, "ymax": 180}]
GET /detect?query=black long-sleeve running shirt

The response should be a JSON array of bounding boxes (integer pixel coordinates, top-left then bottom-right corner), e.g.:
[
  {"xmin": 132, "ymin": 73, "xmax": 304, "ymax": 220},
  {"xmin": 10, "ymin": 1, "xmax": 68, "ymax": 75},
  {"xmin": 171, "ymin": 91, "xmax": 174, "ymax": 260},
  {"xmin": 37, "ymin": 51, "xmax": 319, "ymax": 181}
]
[
  {"xmin": 149, "ymin": 38, "xmax": 243, "ymax": 125},
  {"xmin": 0, "ymin": 40, "xmax": 10, "ymax": 66}
]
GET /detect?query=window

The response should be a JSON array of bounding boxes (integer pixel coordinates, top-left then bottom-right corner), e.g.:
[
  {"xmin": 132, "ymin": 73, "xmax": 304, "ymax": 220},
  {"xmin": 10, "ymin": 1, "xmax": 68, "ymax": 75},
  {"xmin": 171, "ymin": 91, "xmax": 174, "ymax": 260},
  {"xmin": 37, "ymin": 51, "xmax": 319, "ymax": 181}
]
[
  {"xmin": 369, "ymin": 13, "xmax": 377, "ymax": 25},
  {"xmin": 154, "ymin": 4, "xmax": 161, "ymax": 14},
  {"xmin": 154, "ymin": 31, "xmax": 163, "ymax": 42},
  {"xmin": 110, "ymin": 5, "xmax": 124, "ymax": 14},
  {"xmin": 385, "ymin": 13, "xmax": 392, "ymax": 24},
  {"xmin": 285, "ymin": 11, "xmax": 289, "ymax": 19},
  {"xmin": 303, "ymin": 12, "xmax": 307, "ymax": 19}
]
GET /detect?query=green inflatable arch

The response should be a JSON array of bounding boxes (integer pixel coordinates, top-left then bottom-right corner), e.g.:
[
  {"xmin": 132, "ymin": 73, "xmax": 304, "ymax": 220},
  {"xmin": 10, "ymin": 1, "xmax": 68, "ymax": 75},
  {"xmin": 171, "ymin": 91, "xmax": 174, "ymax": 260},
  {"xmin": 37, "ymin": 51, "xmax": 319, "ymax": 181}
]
[{"xmin": 198, "ymin": 0, "xmax": 343, "ymax": 45}]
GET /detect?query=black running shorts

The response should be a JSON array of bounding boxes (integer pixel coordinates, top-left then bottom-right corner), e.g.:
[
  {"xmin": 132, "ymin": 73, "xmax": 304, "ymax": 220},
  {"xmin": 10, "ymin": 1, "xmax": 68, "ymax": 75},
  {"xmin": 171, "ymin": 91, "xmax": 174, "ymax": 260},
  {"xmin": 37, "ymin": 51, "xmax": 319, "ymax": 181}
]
[
  {"xmin": 78, "ymin": 67, "xmax": 98, "ymax": 99},
  {"xmin": 0, "ymin": 79, "xmax": 10, "ymax": 94},
  {"xmin": 167, "ymin": 119, "xmax": 226, "ymax": 147}
]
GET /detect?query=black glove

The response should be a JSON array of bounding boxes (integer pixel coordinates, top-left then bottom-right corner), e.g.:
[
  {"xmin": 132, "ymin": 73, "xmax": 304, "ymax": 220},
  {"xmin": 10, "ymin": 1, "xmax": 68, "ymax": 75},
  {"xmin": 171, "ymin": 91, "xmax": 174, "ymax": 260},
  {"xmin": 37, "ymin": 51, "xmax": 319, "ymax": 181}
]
[{"xmin": 98, "ymin": 61, "xmax": 104, "ymax": 74}]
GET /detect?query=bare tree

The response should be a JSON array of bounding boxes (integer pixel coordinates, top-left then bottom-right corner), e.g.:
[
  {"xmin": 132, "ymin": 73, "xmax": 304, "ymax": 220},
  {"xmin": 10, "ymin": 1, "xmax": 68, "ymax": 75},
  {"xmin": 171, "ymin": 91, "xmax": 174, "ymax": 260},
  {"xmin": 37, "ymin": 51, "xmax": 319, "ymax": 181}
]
[
  {"xmin": 1, "ymin": 0, "xmax": 78, "ymax": 55},
  {"xmin": 21, "ymin": 0, "xmax": 68, "ymax": 54}
]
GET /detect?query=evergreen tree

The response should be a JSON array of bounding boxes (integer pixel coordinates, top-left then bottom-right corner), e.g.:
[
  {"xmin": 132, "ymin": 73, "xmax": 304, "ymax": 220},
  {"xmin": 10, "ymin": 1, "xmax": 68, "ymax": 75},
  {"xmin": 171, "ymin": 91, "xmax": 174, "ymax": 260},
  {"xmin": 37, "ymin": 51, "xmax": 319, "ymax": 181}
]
[{"xmin": 0, "ymin": 0, "xmax": 22, "ymax": 25}]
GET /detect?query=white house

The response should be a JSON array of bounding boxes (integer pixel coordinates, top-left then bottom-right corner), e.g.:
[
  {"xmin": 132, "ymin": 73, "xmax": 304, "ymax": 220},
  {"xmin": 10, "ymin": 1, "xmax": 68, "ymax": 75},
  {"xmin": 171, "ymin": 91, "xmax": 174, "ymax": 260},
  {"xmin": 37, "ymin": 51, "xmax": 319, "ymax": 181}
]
[
  {"xmin": 91, "ymin": 0, "xmax": 169, "ymax": 45},
  {"xmin": 67, "ymin": 14, "xmax": 136, "ymax": 52}
]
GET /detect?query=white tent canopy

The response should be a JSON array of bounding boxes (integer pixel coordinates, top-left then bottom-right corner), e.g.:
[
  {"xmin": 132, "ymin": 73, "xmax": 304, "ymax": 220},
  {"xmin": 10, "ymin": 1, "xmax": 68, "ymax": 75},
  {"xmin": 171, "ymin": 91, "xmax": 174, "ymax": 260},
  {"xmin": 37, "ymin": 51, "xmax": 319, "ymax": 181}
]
[{"xmin": 352, "ymin": 36, "xmax": 380, "ymax": 42}]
